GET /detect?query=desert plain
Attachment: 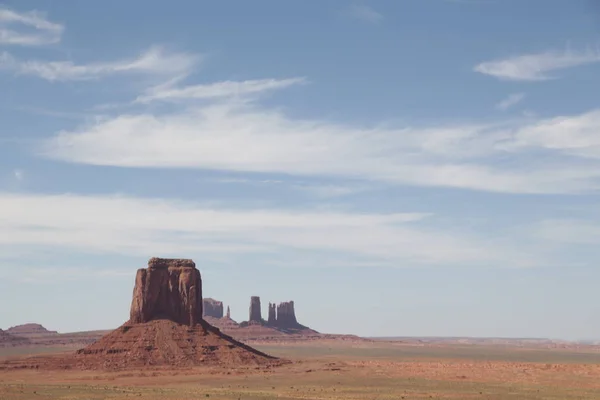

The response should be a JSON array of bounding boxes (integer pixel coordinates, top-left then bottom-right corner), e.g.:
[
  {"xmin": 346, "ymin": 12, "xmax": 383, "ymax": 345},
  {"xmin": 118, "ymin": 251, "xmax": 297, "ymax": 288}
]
[
  {"xmin": 3, "ymin": 339, "xmax": 600, "ymax": 399},
  {"xmin": 3, "ymin": 258, "xmax": 600, "ymax": 399}
]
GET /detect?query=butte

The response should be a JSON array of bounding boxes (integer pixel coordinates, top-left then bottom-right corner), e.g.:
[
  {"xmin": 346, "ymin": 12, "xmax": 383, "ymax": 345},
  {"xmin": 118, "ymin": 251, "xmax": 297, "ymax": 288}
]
[{"xmin": 2, "ymin": 258, "xmax": 280, "ymax": 371}]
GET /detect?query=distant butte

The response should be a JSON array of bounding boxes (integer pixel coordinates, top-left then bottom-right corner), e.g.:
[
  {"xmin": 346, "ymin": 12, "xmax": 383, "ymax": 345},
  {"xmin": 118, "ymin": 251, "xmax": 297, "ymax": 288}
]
[
  {"xmin": 7, "ymin": 323, "xmax": 57, "ymax": 337},
  {"xmin": 234, "ymin": 296, "xmax": 318, "ymax": 338},
  {"xmin": 203, "ymin": 298, "xmax": 224, "ymax": 319}
]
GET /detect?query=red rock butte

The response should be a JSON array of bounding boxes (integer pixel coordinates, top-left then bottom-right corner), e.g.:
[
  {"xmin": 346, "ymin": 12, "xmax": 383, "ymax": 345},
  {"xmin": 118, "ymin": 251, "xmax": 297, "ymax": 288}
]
[
  {"xmin": 1, "ymin": 257, "xmax": 281, "ymax": 371},
  {"xmin": 203, "ymin": 298, "xmax": 224, "ymax": 319},
  {"xmin": 129, "ymin": 257, "xmax": 203, "ymax": 326}
]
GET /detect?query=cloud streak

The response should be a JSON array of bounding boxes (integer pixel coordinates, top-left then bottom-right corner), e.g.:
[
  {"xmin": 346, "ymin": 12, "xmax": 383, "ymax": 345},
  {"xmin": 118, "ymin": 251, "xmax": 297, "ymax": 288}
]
[
  {"xmin": 0, "ymin": 7, "xmax": 63, "ymax": 46},
  {"xmin": 0, "ymin": 46, "xmax": 198, "ymax": 81},
  {"xmin": 40, "ymin": 91, "xmax": 600, "ymax": 194},
  {"xmin": 503, "ymin": 109, "xmax": 600, "ymax": 159},
  {"xmin": 474, "ymin": 48, "xmax": 600, "ymax": 81},
  {"xmin": 496, "ymin": 93, "xmax": 525, "ymax": 110},
  {"xmin": 136, "ymin": 77, "xmax": 307, "ymax": 103},
  {"xmin": 0, "ymin": 192, "xmax": 525, "ymax": 266}
]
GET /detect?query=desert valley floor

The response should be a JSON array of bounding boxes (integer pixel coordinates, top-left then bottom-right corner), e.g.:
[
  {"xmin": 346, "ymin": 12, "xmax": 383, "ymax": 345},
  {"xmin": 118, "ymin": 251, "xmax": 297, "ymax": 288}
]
[{"xmin": 3, "ymin": 339, "xmax": 600, "ymax": 399}]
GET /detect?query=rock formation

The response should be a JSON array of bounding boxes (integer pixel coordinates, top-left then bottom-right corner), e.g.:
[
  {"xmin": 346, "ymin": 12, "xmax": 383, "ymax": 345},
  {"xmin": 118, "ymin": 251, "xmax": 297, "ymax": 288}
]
[
  {"xmin": 129, "ymin": 258, "xmax": 202, "ymax": 326},
  {"xmin": 7, "ymin": 323, "xmax": 57, "ymax": 337},
  {"xmin": 0, "ymin": 329, "xmax": 30, "ymax": 347},
  {"xmin": 249, "ymin": 296, "xmax": 262, "ymax": 323},
  {"xmin": 276, "ymin": 301, "xmax": 299, "ymax": 328},
  {"xmin": 260, "ymin": 300, "xmax": 309, "ymax": 331},
  {"xmin": 67, "ymin": 257, "xmax": 279, "ymax": 370},
  {"xmin": 226, "ymin": 306, "xmax": 231, "ymax": 319},
  {"xmin": 268, "ymin": 303, "xmax": 277, "ymax": 325},
  {"xmin": 203, "ymin": 298, "xmax": 224, "ymax": 318}
]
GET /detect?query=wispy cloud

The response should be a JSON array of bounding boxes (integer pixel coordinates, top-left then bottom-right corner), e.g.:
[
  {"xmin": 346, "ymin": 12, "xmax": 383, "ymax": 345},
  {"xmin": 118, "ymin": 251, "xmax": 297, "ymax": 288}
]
[
  {"xmin": 136, "ymin": 77, "xmax": 307, "ymax": 103},
  {"xmin": 0, "ymin": 192, "xmax": 528, "ymax": 266},
  {"xmin": 203, "ymin": 176, "xmax": 368, "ymax": 198},
  {"xmin": 0, "ymin": 46, "xmax": 199, "ymax": 81},
  {"xmin": 495, "ymin": 93, "xmax": 525, "ymax": 111},
  {"xmin": 347, "ymin": 4, "xmax": 383, "ymax": 24},
  {"xmin": 501, "ymin": 109, "xmax": 600, "ymax": 160},
  {"xmin": 474, "ymin": 48, "xmax": 600, "ymax": 81},
  {"xmin": 0, "ymin": 7, "xmax": 63, "ymax": 46},
  {"xmin": 40, "ymin": 90, "xmax": 600, "ymax": 194}
]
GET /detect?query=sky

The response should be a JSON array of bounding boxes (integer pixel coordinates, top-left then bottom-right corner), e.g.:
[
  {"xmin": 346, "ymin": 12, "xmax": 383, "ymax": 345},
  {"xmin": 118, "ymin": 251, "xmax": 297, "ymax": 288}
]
[{"xmin": 1, "ymin": 0, "xmax": 600, "ymax": 340}]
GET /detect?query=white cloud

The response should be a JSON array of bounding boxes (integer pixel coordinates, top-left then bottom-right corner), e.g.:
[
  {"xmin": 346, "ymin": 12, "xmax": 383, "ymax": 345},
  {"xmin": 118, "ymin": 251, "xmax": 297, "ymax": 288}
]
[
  {"xmin": 495, "ymin": 93, "xmax": 525, "ymax": 111},
  {"xmin": 0, "ymin": 192, "xmax": 527, "ymax": 266},
  {"xmin": 347, "ymin": 4, "xmax": 383, "ymax": 24},
  {"xmin": 0, "ymin": 46, "xmax": 199, "ymax": 81},
  {"xmin": 0, "ymin": 7, "xmax": 63, "ymax": 46},
  {"xmin": 504, "ymin": 109, "xmax": 600, "ymax": 159},
  {"xmin": 40, "ymin": 95, "xmax": 600, "ymax": 194},
  {"xmin": 474, "ymin": 48, "xmax": 600, "ymax": 81},
  {"xmin": 136, "ymin": 77, "xmax": 307, "ymax": 103}
]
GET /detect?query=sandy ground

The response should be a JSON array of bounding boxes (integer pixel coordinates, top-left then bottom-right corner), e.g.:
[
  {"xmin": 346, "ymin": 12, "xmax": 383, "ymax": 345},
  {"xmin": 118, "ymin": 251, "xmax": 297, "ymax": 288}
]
[{"xmin": 3, "ymin": 340, "xmax": 600, "ymax": 399}]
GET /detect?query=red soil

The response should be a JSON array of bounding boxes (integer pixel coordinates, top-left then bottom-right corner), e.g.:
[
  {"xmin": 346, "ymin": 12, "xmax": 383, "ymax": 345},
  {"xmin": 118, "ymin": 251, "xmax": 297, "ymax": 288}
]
[{"xmin": 0, "ymin": 319, "xmax": 284, "ymax": 371}]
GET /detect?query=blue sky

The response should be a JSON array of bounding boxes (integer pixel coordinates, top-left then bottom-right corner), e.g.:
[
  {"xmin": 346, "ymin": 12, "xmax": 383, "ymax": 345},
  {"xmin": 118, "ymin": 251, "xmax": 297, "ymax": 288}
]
[{"xmin": 2, "ymin": 0, "xmax": 600, "ymax": 340}]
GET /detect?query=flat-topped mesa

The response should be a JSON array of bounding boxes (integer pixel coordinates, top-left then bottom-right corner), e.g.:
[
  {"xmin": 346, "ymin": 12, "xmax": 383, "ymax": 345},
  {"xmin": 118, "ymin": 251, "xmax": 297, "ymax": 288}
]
[
  {"xmin": 7, "ymin": 323, "xmax": 57, "ymax": 336},
  {"xmin": 203, "ymin": 298, "xmax": 224, "ymax": 318},
  {"xmin": 129, "ymin": 257, "xmax": 203, "ymax": 326},
  {"xmin": 249, "ymin": 296, "xmax": 262, "ymax": 323},
  {"xmin": 147, "ymin": 257, "xmax": 196, "ymax": 269},
  {"xmin": 267, "ymin": 303, "xmax": 277, "ymax": 325}
]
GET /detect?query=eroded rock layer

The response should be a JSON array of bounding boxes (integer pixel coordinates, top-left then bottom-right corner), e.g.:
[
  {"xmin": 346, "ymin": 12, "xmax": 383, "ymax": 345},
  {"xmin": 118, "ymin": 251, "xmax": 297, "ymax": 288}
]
[
  {"xmin": 0, "ymin": 329, "xmax": 30, "ymax": 347},
  {"xmin": 129, "ymin": 258, "xmax": 203, "ymax": 326},
  {"xmin": 73, "ymin": 319, "xmax": 277, "ymax": 370}
]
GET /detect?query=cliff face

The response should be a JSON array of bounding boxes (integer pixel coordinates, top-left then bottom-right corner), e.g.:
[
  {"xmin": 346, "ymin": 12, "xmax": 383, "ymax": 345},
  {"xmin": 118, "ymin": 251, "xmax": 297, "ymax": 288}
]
[
  {"xmin": 68, "ymin": 256, "xmax": 279, "ymax": 370},
  {"xmin": 249, "ymin": 296, "xmax": 262, "ymax": 323},
  {"xmin": 129, "ymin": 258, "xmax": 203, "ymax": 326},
  {"xmin": 203, "ymin": 298, "xmax": 224, "ymax": 318},
  {"xmin": 262, "ymin": 300, "xmax": 307, "ymax": 330},
  {"xmin": 275, "ymin": 301, "xmax": 299, "ymax": 328},
  {"xmin": 267, "ymin": 303, "xmax": 277, "ymax": 325}
]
